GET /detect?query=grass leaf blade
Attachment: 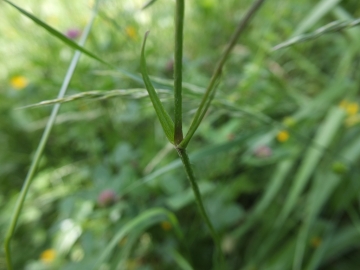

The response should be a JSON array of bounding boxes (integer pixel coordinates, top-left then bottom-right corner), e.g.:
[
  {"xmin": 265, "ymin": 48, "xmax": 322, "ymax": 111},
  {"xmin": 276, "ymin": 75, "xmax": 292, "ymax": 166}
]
[
  {"xmin": 93, "ymin": 208, "xmax": 183, "ymax": 269},
  {"xmin": 277, "ymin": 107, "xmax": 345, "ymax": 225},
  {"xmin": 3, "ymin": 3, "xmax": 99, "ymax": 269},
  {"xmin": 4, "ymin": 0, "xmax": 110, "ymax": 67},
  {"xmin": 140, "ymin": 32, "xmax": 175, "ymax": 143},
  {"xmin": 141, "ymin": 0, "xmax": 158, "ymax": 10}
]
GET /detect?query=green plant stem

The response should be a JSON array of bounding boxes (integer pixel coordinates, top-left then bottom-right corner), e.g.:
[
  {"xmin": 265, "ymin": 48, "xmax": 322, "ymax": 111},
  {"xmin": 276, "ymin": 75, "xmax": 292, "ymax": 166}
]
[
  {"xmin": 174, "ymin": 0, "xmax": 185, "ymax": 145},
  {"xmin": 176, "ymin": 147, "xmax": 224, "ymax": 267},
  {"xmin": 3, "ymin": 4, "xmax": 99, "ymax": 269},
  {"xmin": 179, "ymin": 0, "xmax": 267, "ymax": 149}
]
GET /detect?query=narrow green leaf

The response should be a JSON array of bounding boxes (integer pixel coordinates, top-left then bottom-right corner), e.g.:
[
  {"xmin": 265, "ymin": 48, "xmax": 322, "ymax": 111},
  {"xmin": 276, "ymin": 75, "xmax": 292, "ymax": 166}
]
[
  {"xmin": 277, "ymin": 107, "xmax": 345, "ymax": 225},
  {"xmin": 3, "ymin": 3, "xmax": 99, "ymax": 269},
  {"xmin": 180, "ymin": 0, "xmax": 267, "ymax": 149},
  {"xmin": 293, "ymin": 171, "xmax": 339, "ymax": 270},
  {"xmin": 232, "ymin": 157, "xmax": 296, "ymax": 239},
  {"xmin": 113, "ymin": 231, "xmax": 142, "ymax": 269},
  {"xmin": 180, "ymin": 77, "xmax": 220, "ymax": 148},
  {"xmin": 324, "ymin": 226, "xmax": 360, "ymax": 260},
  {"xmin": 305, "ymin": 228, "xmax": 333, "ymax": 270},
  {"xmin": 4, "ymin": 0, "xmax": 110, "ymax": 67},
  {"xmin": 293, "ymin": 0, "xmax": 342, "ymax": 36},
  {"xmin": 170, "ymin": 250, "xmax": 194, "ymax": 270},
  {"xmin": 245, "ymin": 222, "xmax": 297, "ymax": 268},
  {"xmin": 272, "ymin": 18, "xmax": 360, "ymax": 51},
  {"xmin": 297, "ymin": 135, "xmax": 360, "ymax": 270},
  {"xmin": 20, "ymin": 89, "xmax": 155, "ymax": 108},
  {"xmin": 140, "ymin": 32, "xmax": 175, "ymax": 143},
  {"xmin": 333, "ymin": 7, "xmax": 360, "ymax": 41},
  {"xmin": 93, "ymin": 208, "xmax": 183, "ymax": 269}
]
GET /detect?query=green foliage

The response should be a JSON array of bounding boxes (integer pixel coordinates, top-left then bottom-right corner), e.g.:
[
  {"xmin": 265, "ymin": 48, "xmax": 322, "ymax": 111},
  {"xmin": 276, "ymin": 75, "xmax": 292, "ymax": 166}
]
[{"xmin": 1, "ymin": 0, "xmax": 360, "ymax": 269}]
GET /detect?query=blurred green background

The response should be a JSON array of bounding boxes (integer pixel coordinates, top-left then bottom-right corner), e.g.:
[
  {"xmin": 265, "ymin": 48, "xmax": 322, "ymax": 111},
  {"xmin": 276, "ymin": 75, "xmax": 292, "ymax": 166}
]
[{"xmin": 1, "ymin": 0, "xmax": 360, "ymax": 269}]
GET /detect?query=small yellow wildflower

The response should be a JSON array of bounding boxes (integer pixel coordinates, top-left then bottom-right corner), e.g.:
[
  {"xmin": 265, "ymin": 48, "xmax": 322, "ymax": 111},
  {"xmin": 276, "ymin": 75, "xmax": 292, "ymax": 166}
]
[
  {"xmin": 339, "ymin": 100, "xmax": 359, "ymax": 116},
  {"xmin": 40, "ymin": 249, "xmax": 56, "ymax": 263},
  {"xmin": 160, "ymin": 221, "xmax": 172, "ymax": 231},
  {"xmin": 125, "ymin": 26, "xmax": 137, "ymax": 40},
  {"xmin": 345, "ymin": 103, "xmax": 359, "ymax": 116},
  {"xmin": 276, "ymin": 130, "xmax": 289, "ymax": 142},
  {"xmin": 10, "ymin": 76, "xmax": 28, "ymax": 90}
]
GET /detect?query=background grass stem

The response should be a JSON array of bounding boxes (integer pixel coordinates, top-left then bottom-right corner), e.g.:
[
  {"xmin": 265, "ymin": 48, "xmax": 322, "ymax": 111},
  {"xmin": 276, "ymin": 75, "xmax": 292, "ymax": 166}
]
[{"xmin": 3, "ymin": 3, "xmax": 99, "ymax": 269}]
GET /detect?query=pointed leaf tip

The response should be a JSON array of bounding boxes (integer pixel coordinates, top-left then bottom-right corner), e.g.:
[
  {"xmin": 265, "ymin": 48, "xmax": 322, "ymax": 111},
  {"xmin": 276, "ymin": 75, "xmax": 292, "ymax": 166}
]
[{"xmin": 140, "ymin": 32, "xmax": 175, "ymax": 144}]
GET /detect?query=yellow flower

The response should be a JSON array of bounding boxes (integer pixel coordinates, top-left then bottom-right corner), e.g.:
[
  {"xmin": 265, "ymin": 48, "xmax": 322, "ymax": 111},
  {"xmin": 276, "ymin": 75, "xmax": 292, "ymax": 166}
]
[
  {"xmin": 160, "ymin": 221, "xmax": 172, "ymax": 231},
  {"xmin": 339, "ymin": 100, "xmax": 359, "ymax": 116},
  {"xmin": 345, "ymin": 103, "xmax": 359, "ymax": 116},
  {"xmin": 276, "ymin": 130, "xmax": 289, "ymax": 142},
  {"xmin": 125, "ymin": 26, "xmax": 137, "ymax": 40},
  {"xmin": 10, "ymin": 76, "xmax": 28, "ymax": 90},
  {"xmin": 40, "ymin": 249, "xmax": 56, "ymax": 263}
]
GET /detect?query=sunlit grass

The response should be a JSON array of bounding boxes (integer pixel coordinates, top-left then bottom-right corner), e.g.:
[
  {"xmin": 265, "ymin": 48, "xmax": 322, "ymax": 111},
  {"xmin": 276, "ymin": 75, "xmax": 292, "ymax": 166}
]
[{"xmin": 1, "ymin": 0, "xmax": 360, "ymax": 269}]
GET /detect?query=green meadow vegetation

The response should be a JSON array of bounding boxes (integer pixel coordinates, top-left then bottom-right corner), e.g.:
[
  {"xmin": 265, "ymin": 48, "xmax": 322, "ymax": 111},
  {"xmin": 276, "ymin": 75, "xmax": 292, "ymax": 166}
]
[{"xmin": 1, "ymin": 0, "xmax": 360, "ymax": 269}]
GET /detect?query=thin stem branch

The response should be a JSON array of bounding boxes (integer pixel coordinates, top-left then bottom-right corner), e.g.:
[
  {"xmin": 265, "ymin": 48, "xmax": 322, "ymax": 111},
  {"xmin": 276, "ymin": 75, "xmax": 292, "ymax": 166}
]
[
  {"xmin": 3, "ymin": 4, "xmax": 99, "ymax": 269},
  {"xmin": 180, "ymin": 0, "xmax": 267, "ymax": 149},
  {"xmin": 174, "ymin": 0, "xmax": 185, "ymax": 145},
  {"xmin": 272, "ymin": 18, "xmax": 360, "ymax": 51},
  {"xmin": 176, "ymin": 147, "xmax": 224, "ymax": 267}
]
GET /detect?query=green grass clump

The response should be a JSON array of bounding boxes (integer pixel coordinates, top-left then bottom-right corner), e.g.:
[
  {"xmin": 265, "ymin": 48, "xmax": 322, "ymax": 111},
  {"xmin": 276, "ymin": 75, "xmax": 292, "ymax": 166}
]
[{"xmin": 1, "ymin": 0, "xmax": 360, "ymax": 269}]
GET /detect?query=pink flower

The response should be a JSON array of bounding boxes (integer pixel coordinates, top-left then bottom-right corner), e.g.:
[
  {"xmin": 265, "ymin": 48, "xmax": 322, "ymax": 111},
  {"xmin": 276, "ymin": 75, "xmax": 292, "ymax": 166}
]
[
  {"xmin": 98, "ymin": 189, "xmax": 118, "ymax": 207},
  {"xmin": 253, "ymin": 145, "xmax": 272, "ymax": 158},
  {"xmin": 65, "ymin": 28, "xmax": 81, "ymax": 39}
]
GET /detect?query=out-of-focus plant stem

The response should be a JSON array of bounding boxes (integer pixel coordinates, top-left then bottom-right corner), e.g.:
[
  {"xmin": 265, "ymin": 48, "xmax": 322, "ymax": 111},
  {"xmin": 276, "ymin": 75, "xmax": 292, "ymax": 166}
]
[{"xmin": 3, "ymin": 2, "xmax": 100, "ymax": 269}]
